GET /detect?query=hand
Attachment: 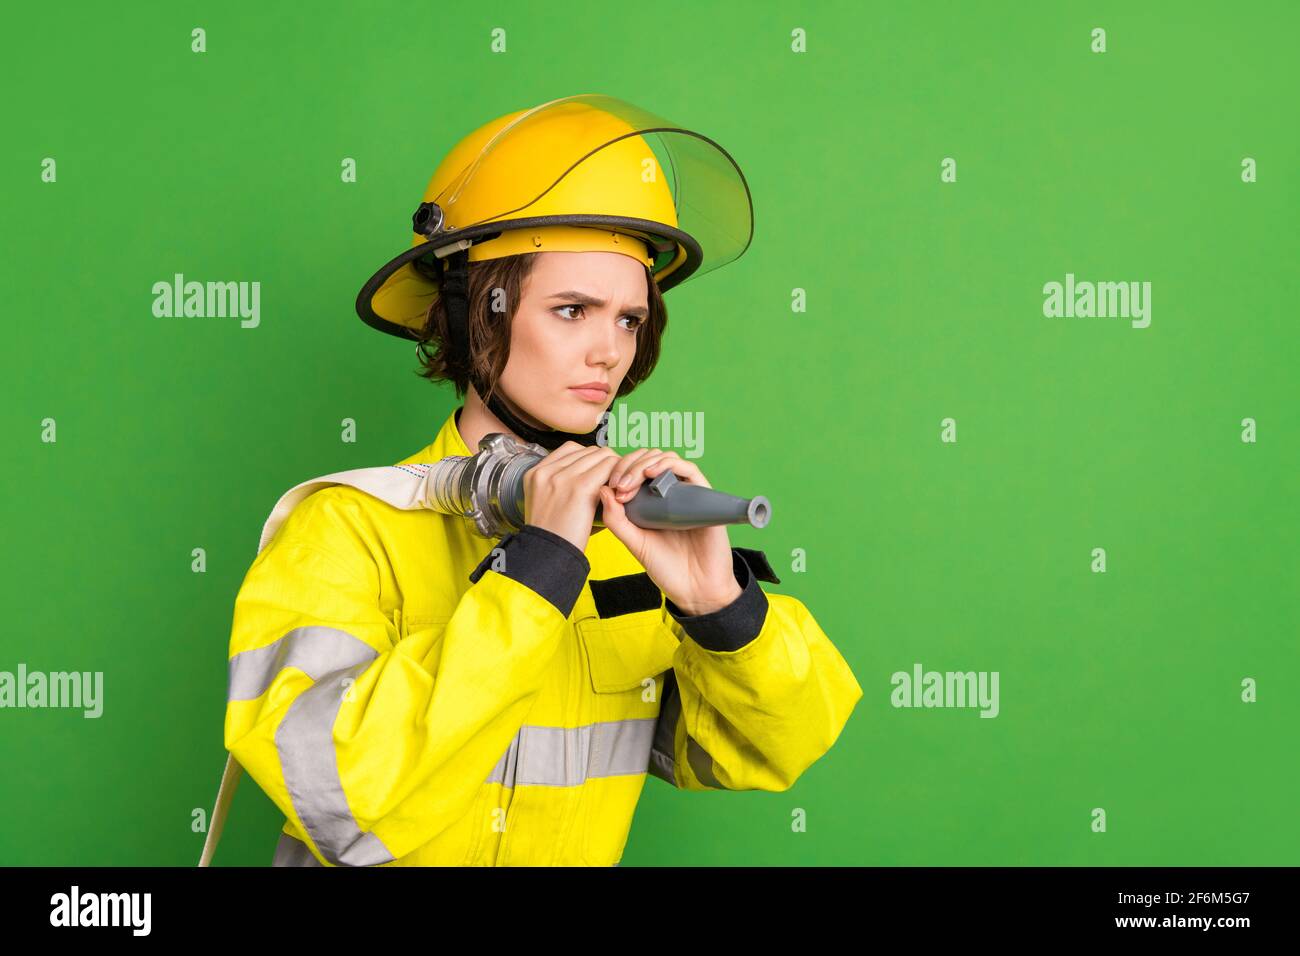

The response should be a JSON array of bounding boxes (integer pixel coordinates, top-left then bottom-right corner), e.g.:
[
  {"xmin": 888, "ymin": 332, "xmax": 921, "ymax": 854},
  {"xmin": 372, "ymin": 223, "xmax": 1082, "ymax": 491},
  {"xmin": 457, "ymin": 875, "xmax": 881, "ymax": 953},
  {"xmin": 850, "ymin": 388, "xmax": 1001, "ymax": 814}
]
[
  {"xmin": 598, "ymin": 449, "xmax": 743, "ymax": 615},
  {"xmin": 524, "ymin": 442, "xmax": 622, "ymax": 553}
]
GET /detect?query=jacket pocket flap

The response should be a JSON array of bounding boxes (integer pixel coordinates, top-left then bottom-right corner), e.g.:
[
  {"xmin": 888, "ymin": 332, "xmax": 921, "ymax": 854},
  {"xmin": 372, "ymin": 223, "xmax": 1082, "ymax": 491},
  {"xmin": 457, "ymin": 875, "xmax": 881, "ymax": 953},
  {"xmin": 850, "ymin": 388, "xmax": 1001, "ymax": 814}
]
[{"xmin": 576, "ymin": 611, "xmax": 678, "ymax": 694}]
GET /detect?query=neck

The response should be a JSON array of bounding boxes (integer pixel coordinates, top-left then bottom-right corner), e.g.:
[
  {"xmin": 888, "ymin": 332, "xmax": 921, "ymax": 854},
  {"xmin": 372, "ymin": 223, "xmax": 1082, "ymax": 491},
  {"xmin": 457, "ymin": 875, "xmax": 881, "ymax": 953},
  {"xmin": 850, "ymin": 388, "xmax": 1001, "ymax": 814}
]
[{"xmin": 456, "ymin": 383, "xmax": 550, "ymax": 453}]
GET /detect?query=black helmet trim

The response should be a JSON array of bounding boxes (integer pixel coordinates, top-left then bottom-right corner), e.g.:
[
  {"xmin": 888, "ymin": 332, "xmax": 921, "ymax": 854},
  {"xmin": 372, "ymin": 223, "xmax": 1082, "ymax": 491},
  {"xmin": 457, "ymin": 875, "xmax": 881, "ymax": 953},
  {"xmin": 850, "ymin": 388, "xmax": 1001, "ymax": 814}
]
[{"xmin": 354, "ymin": 214, "xmax": 705, "ymax": 342}]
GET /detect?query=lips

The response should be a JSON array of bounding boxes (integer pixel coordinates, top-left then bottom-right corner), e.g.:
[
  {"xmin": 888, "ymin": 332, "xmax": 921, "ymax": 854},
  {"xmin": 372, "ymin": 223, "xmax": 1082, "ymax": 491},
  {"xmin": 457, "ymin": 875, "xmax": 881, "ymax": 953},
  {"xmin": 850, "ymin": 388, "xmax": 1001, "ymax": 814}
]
[{"xmin": 568, "ymin": 385, "xmax": 609, "ymax": 403}]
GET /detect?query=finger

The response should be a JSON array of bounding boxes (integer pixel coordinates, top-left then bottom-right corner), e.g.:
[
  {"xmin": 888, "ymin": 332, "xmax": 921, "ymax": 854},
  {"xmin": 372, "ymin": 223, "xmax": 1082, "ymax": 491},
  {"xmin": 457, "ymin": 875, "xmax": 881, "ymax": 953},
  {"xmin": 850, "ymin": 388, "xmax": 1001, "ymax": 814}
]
[
  {"xmin": 598, "ymin": 485, "xmax": 639, "ymax": 541},
  {"xmin": 548, "ymin": 444, "xmax": 615, "ymax": 472},
  {"xmin": 531, "ymin": 440, "xmax": 591, "ymax": 475},
  {"xmin": 563, "ymin": 446, "xmax": 623, "ymax": 485},
  {"xmin": 642, "ymin": 453, "xmax": 711, "ymax": 489},
  {"xmin": 612, "ymin": 451, "xmax": 674, "ymax": 499},
  {"xmin": 626, "ymin": 452, "xmax": 696, "ymax": 489},
  {"xmin": 613, "ymin": 450, "xmax": 665, "ymax": 489},
  {"xmin": 614, "ymin": 450, "xmax": 666, "ymax": 498},
  {"xmin": 607, "ymin": 447, "xmax": 656, "ymax": 491},
  {"xmin": 524, "ymin": 443, "xmax": 590, "ymax": 497}
]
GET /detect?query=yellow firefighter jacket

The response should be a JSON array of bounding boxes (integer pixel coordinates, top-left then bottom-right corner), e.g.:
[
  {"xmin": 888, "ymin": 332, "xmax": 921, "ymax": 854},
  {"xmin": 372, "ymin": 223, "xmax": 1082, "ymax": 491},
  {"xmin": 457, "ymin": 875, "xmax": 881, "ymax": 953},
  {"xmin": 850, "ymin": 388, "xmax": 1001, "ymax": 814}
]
[{"xmin": 222, "ymin": 406, "xmax": 863, "ymax": 866}]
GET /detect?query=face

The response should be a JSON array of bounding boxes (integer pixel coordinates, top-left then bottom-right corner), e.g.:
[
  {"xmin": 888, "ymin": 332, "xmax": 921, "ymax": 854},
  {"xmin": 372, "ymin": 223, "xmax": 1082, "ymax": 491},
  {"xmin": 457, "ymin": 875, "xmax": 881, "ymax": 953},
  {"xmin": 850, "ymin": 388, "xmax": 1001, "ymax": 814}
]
[{"xmin": 494, "ymin": 250, "xmax": 649, "ymax": 433}]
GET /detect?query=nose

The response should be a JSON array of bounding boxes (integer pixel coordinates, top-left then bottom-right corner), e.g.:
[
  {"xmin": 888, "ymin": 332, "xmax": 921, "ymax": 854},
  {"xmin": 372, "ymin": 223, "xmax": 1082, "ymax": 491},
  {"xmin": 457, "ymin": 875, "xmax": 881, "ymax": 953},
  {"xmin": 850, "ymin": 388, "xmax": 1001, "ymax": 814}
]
[{"xmin": 587, "ymin": 312, "xmax": 622, "ymax": 368}]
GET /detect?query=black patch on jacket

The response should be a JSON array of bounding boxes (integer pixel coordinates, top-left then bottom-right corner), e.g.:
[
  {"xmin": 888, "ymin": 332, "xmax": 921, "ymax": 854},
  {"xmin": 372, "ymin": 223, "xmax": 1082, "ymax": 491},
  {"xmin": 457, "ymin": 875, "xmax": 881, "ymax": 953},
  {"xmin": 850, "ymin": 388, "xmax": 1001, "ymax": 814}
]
[
  {"xmin": 734, "ymin": 547, "xmax": 782, "ymax": 585},
  {"xmin": 589, "ymin": 572, "xmax": 663, "ymax": 618}
]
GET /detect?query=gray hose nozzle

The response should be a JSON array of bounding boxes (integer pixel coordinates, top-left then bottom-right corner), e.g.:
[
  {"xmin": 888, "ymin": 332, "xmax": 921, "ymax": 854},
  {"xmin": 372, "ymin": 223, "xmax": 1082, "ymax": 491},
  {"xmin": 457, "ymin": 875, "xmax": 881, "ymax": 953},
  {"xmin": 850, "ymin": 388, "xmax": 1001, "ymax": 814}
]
[{"xmin": 420, "ymin": 432, "xmax": 771, "ymax": 539}]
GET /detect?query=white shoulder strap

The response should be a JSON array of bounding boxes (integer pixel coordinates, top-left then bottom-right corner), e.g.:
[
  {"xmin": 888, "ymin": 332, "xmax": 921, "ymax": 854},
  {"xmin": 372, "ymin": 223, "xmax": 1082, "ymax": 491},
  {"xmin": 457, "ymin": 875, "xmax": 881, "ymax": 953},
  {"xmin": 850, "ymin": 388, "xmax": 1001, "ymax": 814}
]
[
  {"xmin": 197, "ymin": 752, "xmax": 242, "ymax": 867},
  {"xmin": 198, "ymin": 463, "xmax": 437, "ymax": 866},
  {"xmin": 256, "ymin": 462, "xmax": 436, "ymax": 552}
]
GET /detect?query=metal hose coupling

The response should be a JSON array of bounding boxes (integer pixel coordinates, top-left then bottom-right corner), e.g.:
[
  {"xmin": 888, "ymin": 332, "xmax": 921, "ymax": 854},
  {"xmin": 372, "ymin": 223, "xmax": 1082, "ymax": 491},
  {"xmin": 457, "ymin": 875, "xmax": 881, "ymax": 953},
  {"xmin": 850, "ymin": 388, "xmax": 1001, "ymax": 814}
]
[{"xmin": 420, "ymin": 432, "xmax": 771, "ymax": 539}]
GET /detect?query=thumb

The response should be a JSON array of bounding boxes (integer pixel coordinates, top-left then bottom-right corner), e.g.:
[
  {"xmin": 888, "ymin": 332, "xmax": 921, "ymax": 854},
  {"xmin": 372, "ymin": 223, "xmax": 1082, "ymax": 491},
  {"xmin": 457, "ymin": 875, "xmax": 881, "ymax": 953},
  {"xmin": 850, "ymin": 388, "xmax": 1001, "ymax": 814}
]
[{"xmin": 599, "ymin": 485, "xmax": 638, "ymax": 541}]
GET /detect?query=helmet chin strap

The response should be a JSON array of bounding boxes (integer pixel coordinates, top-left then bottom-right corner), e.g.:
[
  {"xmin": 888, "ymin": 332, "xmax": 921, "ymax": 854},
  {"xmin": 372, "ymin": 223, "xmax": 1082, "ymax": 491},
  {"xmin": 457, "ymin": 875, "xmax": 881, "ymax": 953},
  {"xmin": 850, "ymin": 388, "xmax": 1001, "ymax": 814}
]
[{"xmin": 481, "ymin": 383, "xmax": 608, "ymax": 451}]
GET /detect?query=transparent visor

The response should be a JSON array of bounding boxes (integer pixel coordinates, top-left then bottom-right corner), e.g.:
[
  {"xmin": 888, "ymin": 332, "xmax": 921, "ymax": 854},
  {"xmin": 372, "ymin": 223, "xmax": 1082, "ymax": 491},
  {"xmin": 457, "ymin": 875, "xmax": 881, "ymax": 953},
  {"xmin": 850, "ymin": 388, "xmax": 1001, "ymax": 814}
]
[{"xmin": 433, "ymin": 94, "xmax": 753, "ymax": 280}]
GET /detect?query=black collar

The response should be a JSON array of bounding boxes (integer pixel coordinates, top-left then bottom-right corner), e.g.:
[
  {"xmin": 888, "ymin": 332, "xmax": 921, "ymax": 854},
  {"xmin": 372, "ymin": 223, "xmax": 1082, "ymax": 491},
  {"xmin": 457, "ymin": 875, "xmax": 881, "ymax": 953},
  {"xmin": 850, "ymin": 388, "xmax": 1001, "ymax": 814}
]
[{"xmin": 481, "ymin": 390, "xmax": 608, "ymax": 451}]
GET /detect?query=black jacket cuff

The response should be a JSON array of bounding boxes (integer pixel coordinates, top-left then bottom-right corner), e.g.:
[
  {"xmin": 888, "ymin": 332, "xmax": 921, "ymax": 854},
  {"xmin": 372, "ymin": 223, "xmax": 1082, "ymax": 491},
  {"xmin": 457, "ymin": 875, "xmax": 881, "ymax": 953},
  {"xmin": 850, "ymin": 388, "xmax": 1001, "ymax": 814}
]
[
  {"xmin": 664, "ymin": 549, "xmax": 770, "ymax": 652},
  {"xmin": 468, "ymin": 524, "xmax": 590, "ymax": 618}
]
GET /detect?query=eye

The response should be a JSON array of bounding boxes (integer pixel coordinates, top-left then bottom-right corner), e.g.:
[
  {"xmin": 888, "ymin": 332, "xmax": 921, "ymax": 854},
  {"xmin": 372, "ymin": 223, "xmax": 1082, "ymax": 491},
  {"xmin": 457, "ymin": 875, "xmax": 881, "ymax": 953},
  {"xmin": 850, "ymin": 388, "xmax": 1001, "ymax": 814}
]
[{"xmin": 554, "ymin": 304, "xmax": 644, "ymax": 332}]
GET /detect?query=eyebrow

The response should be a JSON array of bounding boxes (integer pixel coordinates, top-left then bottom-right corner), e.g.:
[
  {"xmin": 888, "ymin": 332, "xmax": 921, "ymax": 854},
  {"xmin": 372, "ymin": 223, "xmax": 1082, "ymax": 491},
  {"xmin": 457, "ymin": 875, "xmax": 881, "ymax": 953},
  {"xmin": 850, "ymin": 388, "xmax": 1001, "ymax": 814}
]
[{"xmin": 545, "ymin": 290, "xmax": 648, "ymax": 319}]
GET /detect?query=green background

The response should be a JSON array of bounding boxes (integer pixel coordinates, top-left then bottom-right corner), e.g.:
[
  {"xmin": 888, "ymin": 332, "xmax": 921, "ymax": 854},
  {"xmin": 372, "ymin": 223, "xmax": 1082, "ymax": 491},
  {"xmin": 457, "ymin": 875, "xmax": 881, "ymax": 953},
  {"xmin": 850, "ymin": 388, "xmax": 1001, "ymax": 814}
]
[{"xmin": 2, "ymin": 0, "xmax": 1295, "ymax": 866}]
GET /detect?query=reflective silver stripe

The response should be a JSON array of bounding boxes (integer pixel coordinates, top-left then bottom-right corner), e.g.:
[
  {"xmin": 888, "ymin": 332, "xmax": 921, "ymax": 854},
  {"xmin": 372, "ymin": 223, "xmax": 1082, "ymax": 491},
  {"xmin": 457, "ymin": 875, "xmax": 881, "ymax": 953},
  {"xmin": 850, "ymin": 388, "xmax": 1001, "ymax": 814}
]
[
  {"xmin": 519, "ymin": 724, "xmax": 592, "ymax": 788},
  {"xmin": 276, "ymin": 660, "xmax": 395, "ymax": 866},
  {"xmin": 586, "ymin": 718, "xmax": 658, "ymax": 779},
  {"xmin": 228, "ymin": 626, "xmax": 380, "ymax": 701},
  {"xmin": 271, "ymin": 830, "xmax": 323, "ymax": 867},
  {"xmin": 486, "ymin": 729, "xmax": 525, "ymax": 788},
  {"xmin": 485, "ymin": 719, "xmax": 658, "ymax": 788}
]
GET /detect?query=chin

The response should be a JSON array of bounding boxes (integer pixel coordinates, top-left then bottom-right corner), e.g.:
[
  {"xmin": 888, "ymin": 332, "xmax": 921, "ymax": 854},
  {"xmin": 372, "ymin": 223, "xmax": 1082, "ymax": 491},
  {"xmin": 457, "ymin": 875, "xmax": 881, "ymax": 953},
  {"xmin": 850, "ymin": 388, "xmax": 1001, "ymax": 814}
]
[
  {"xmin": 545, "ymin": 411, "xmax": 606, "ymax": 434},
  {"xmin": 540, "ymin": 402, "xmax": 608, "ymax": 434}
]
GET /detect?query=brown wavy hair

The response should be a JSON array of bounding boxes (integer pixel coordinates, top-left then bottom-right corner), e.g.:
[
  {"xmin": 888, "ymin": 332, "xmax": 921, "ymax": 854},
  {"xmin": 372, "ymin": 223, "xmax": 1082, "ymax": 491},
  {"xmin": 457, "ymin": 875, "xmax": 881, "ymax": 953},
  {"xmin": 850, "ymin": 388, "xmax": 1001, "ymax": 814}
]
[{"xmin": 414, "ymin": 252, "xmax": 669, "ymax": 405}]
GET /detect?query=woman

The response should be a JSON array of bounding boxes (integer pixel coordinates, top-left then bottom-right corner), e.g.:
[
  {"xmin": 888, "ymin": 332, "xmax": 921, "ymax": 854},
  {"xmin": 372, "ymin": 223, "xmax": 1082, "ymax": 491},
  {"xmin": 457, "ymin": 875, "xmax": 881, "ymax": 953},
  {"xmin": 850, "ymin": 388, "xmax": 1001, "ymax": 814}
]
[
  {"xmin": 215, "ymin": 95, "xmax": 863, "ymax": 867},
  {"xmin": 426, "ymin": 246, "xmax": 747, "ymax": 614}
]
